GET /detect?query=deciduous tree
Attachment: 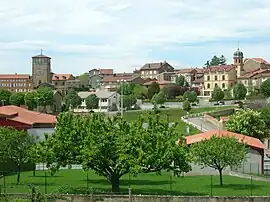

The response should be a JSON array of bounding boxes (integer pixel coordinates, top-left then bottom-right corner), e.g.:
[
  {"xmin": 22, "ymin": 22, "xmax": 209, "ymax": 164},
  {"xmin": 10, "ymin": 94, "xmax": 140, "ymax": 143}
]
[
  {"xmin": 182, "ymin": 100, "xmax": 191, "ymax": 112},
  {"xmin": 233, "ymin": 83, "xmax": 247, "ymax": 100},
  {"xmin": 85, "ymin": 94, "xmax": 99, "ymax": 110},
  {"xmin": 47, "ymin": 113, "xmax": 191, "ymax": 192},
  {"xmin": 37, "ymin": 87, "xmax": 54, "ymax": 111},
  {"xmin": 261, "ymin": 78, "xmax": 270, "ymax": 97},
  {"xmin": 0, "ymin": 89, "xmax": 11, "ymax": 105},
  {"xmin": 183, "ymin": 91, "xmax": 197, "ymax": 103},
  {"xmin": 65, "ymin": 89, "xmax": 82, "ymax": 108},
  {"xmin": 0, "ymin": 127, "xmax": 36, "ymax": 184},
  {"xmin": 24, "ymin": 91, "xmax": 38, "ymax": 110},
  {"xmin": 151, "ymin": 91, "xmax": 166, "ymax": 106},
  {"xmin": 176, "ymin": 75, "xmax": 186, "ymax": 87},
  {"xmin": 212, "ymin": 86, "xmax": 224, "ymax": 102},
  {"xmin": 191, "ymin": 136, "xmax": 247, "ymax": 186},
  {"xmin": 133, "ymin": 85, "xmax": 148, "ymax": 99},
  {"xmin": 123, "ymin": 94, "xmax": 137, "ymax": 109},
  {"xmin": 147, "ymin": 82, "xmax": 160, "ymax": 99},
  {"xmin": 226, "ymin": 108, "xmax": 268, "ymax": 140},
  {"xmin": 9, "ymin": 92, "xmax": 25, "ymax": 106},
  {"xmin": 117, "ymin": 83, "xmax": 135, "ymax": 95}
]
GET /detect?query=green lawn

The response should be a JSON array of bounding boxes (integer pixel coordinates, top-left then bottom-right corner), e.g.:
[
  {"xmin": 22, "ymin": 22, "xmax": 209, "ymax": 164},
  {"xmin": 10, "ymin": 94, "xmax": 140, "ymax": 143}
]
[
  {"xmin": 123, "ymin": 106, "xmax": 233, "ymax": 122},
  {"xmin": 1, "ymin": 170, "xmax": 270, "ymax": 196}
]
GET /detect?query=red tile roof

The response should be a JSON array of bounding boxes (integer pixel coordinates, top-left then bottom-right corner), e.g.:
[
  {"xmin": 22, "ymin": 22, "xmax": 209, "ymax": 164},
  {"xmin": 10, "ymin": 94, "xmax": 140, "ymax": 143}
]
[
  {"xmin": 175, "ymin": 68, "xmax": 195, "ymax": 74},
  {"xmin": 204, "ymin": 65, "xmax": 234, "ymax": 73},
  {"xmin": 252, "ymin": 58, "xmax": 270, "ymax": 64},
  {"xmin": 140, "ymin": 62, "xmax": 168, "ymax": 70},
  {"xmin": 102, "ymin": 75, "xmax": 139, "ymax": 82},
  {"xmin": 183, "ymin": 130, "xmax": 264, "ymax": 150},
  {"xmin": 99, "ymin": 69, "xmax": 114, "ymax": 75},
  {"xmin": 0, "ymin": 74, "xmax": 31, "ymax": 79},
  {"xmin": 238, "ymin": 68, "xmax": 269, "ymax": 79},
  {"xmin": 52, "ymin": 74, "xmax": 73, "ymax": 81},
  {"xmin": 0, "ymin": 105, "xmax": 56, "ymax": 125}
]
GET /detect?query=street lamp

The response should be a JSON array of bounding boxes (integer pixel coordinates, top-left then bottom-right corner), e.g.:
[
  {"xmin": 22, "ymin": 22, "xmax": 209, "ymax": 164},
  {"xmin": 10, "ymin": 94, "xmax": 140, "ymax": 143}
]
[{"xmin": 117, "ymin": 79, "xmax": 126, "ymax": 117}]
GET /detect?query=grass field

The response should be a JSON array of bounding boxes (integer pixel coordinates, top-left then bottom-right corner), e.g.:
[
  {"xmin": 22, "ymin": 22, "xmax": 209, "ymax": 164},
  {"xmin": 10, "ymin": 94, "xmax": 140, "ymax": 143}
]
[
  {"xmin": 1, "ymin": 170, "xmax": 270, "ymax": 196},
  {"xmin": 123, "ymin": 106, "xmax": 233, "ymax": 122}
]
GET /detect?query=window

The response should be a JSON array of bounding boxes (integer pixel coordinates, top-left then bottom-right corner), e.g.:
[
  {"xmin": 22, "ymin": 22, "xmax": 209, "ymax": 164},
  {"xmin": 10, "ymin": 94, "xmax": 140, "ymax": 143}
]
[
  {"xmin": 215, "ymin": 76, "xmax": 218, "ymax": 80},
  {"xmin": 55, "ymin": 82, "xmax": 58, "ymax": 85},
  {"xmin": 101, "ymin": 99, "xmax": 108, "ymax": 102},
  {"xmin": 142, "ymin": 71, "xmax": 144, "ymax": 75},
  {"xmin": 207, "ymin": 76, "xmax": 210, "ymax": 81},
  {"xmin": 150, "ymin": 71, "xmax": 152, "ymax": 74},
  {"xmin": 153, "ymin": 70, "xmax": 157, "ymax": 74},
  {"xmin": 207, "ymin": 83, "xmax": 210, "ymax": 88},
  {"xmin": 222, "ymin": 75, "xmax": 225, "ymax": 80},
  {"xmin": 215, "ymin": 83, "xmax": 218, "ymax": 87},
  {"xmin": 222, "ymin": 83, "xmax": 225, "ymax": 88}
]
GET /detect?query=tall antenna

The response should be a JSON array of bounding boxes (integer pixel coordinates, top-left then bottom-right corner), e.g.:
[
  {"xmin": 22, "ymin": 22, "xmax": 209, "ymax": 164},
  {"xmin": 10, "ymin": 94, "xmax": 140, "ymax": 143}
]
[
  {"xmin": 40, "ymin": 48, "xmax": 43, "ymax": 55},
  {"xmin": 237, "ymin": 40, "xmax": 240, "ymax": 50}
]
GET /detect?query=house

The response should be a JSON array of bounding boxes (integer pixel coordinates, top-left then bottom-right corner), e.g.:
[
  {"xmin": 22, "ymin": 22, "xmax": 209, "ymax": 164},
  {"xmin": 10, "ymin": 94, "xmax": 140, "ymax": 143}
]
[
  {"xmin": 0, "ymin": 74, "xmax": 33, "ymax": 92},
  {"xmin": 100, "ymin": 75, "xmax": 145, "ymax": 91},
  {"xmin": 139, "ymin": 61, "xmax": 174, "ymax": 79},
  {"xmin": 203, "ymin": 65, "xmax": 237, "ymax": 96},
  {"xmin": 52, "ymin": 90, "xmax": 63, "ymax": 114},
  {"xmin": 173, "ymin": 68, "xmax": 197, "ymax": 85},
  {"xmin": 76, "ymin": 90, "xmax": 119, "ymax": 113},
  {"xmin": 65, "ymin": 79, "xmax": 82, "ymax": 90},
  {"xmin": 88, "ymin": 69, "xmax": 114, "ymax": 89},
  {"xmin": 52, "ymin": 74, "xmax": 76, "ymax": 95},
  {"xmin": 143, "ymin": 80, "xmax": 172, "ymax": 89},
  {"xmin": 0, "ymin": 105, "xmax": 56, "ymax": 141},
  {"xmin": 179, "ymin": 130, "xmax": 264, "ymax": 175},
  {"xmin": 243, "ymin": 58, "xmax": 270, "ymax": 73}
]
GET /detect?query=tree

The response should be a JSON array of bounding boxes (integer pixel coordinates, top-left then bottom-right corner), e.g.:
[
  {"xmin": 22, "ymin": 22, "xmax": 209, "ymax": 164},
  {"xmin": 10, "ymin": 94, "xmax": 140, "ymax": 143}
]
[
  {"xmin": 210, "ymin": 56, "xmax": 220, "ymax": 66},
  {"xmin": 24, "ymin": 91, "xmax": 38, "ymax": 110},
  {"xmin": 47, "ymin": 113, "xmax": 191, "ymax": 192},
  {"xmin": 219, "ymin": 55, "xmax": 227, "ymax": 65},
  {"xmin": 117, "ymin": 83, "xmax": 135, "ymax": 95},
  {"xmin": 212, "ymin": 86, "xmax": 224, "ymax": 102},
  {"xmin": 233, "ymin": 83, "xmax": 247, "ymax": 100},
  {"xmin": 147, "ymin": 82, "xmax": 160, "ymax": 99},
  {"xmin": 151, "ymin": 91, "xmax": 166, "ymax": 106},
  {"xmin": 36, "ymin": 87, "xmax": 54, "ymax": 112},
  {"xmin": 176, "ymin": 75, "xmax": 186, "ymax": 87},
  {"xmin": 226, "ymin": 108, "xmax": 268, "ymax": 140},
  {"xmin": 123, "ymin": 94, "xmax": 137, "ymax": 109},
  {"xmin": 76, "ymin": 73, "xmax": 89, "ymax": 87},
  {"xmin": 0, "ymin": 89, "xmax": 11, "ymax": 105},
  {"xmin": 204, "ymin": 60, "xmax": 210, "ymax": 67},
  {"xmin": 182, "ymin": 100, "xmax": 191, "ymax": 112},
  {"xmin": 258, "ymin": 107, "xmax": 270, "ymax": 133},
  {"xmin": 183, "ymin": 91, "xmax": 197, "ymax": 103},
  {"xmin": 133, "ymin": 85, "xmax": 148, "ymax": 99},
  {"xmin": 65, "ymin": 89, "xmax": 82, "ymax": 108},
  {"xmin": 85, "ymin": 94, "xmax": 99, "ymax": 110},
  {"xmin": 261, "ymin": 78, "xmax": 270, "ymax": 97},
  {"xmin": 191, "ymin": 136, "xmax": 247, "ymax": 186},
  {"xmin": 9, "ymin": 92, "xmax": 25, "ymax": 106},
  {"xmin": 0, "ymin": 127, "xmax": 36, "ymax": 184}
]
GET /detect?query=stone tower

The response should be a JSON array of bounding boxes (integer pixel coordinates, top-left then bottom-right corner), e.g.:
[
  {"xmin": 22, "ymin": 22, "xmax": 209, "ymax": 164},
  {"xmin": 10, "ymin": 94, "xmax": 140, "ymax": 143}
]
[
  {"xmin": 233, "ymin": 48, "xmax": 245, "ymax": 77},
  {"xmin": 32, "ymin": 50, "xmax": 52, "ymax": 87}
]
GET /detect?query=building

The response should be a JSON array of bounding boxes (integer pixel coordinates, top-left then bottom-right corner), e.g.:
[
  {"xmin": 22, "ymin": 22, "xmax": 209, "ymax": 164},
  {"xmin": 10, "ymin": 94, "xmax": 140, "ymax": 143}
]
[
  {"xmin": 88, "ymin": 69, "xmax": 114, "ymax": 89},
  {"xmin": 100, "ymin": 75, "xmax": 145, "ymax": 91},
  {"xmin": 52, "ymin": 74, "xmax": 76, "ymax": 95},
  {"xmin": 180, "ymin": 130, "xmax": 264, "ymax": 175},
  {"xmin": 52, "ymin": 90, "xmax": 63, "ymax": 114},
  {"xmin": 32, "ymin": 51, "xmax": 52, "ymax": 87},
  {"xmin": 0, "ymin": 74, "xmax": 33, "ymax": 92},
  {"xmin": 65, "ymin": 79, "xmax": 82, "ymax": 90},
  {"xmin": 76, "ymin": 90, "xmax": 119, "ymax": 113},
  {"xmin": 243, "ymin": 58, "xmax": 270, "ymax": 73},
  {"xmin": 203, "ymin": 65, "xmax": 237, "ymax": 96},
  {"xmin": 140, "ymin": 61, "xmax": 174, "ymax": 79},
  {"xmin": 173, "ymin": 68, "xmax": 197, "ymax": 85},
  {"xmin": 0, "ymin": 105, "xmax": 56, "ymax": 140}
]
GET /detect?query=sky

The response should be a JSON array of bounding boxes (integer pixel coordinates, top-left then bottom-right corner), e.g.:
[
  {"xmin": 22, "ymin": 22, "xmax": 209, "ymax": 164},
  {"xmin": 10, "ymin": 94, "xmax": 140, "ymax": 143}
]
[{"xmin": 1, "ymin": 0, "xmax": 270, "ymax": 76}]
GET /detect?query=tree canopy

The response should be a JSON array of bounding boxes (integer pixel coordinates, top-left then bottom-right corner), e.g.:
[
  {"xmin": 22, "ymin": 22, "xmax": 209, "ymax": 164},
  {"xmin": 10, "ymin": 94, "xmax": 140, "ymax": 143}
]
[
  {"xmin": 212, "ymin": 86, "xmax": 224, "ymax": 102},
  {"xmin": 76, "ymin": 73, "xmax": 89, "ymax": 87},
  {"xmin": 226, "ymin": 108, "xmax": 268, "ymax": 140},
  {"xmin": 182, "ymin": 100, "xmax": 191, "ymax": 112},
  {"xmin": 233, "ymin": 83, "xmax": 247, "ymax": 100},
  {"xmin": 147, "ymin": 82, "xmax": 160, "ymax": 99},
  {"xmin": 117, "ymin": 83, "xmax": 136, "ymax": 95},
  {"xmin": 85, "ymin": 94, "xmax": 99, "ymax": 110},
  {"xmin": 0, "ymin": 89, "xmax": 12, "ymax": 105},
  {"xmin": 151, "ymin": 91, "xmax": 166, "ymax": 106},
  {"xmin": 37, "ymin": 87, "xmax": 54, "ymax": 107},
  {"xmin": 123, "ymin": 94, "xmax": 137, "ymax": 110},
  {"xmin": 46, "ymin": 113, "xmax": 191, "ymax": 192},
  {"xmin": 175, "ymin": 75, "xmax": 188, "ymax": 87},
  {"xmin": 191, "ymin": 136, "xmax": 247, "ymax": 186},
  {"xmin": 9, "ymin": 92, "xmax": 25, "ymax": 106},
  {"xmin": 261, "ymin": 78, "xmax": 270, "ymax": 97},
  {"xmin": 205, "ymin": 55, "xmax": 227, "ymax": 67},
  {"xmin": 183, "ymin": 91, "xmax": 197, "ymax": 103},
  {"xmin": 65, "ymin": 89, "xmax": 82, "ymax": 108},
  {"xmin": 24, "ymin": 91, "xmax": 38, "ymax": 110}
]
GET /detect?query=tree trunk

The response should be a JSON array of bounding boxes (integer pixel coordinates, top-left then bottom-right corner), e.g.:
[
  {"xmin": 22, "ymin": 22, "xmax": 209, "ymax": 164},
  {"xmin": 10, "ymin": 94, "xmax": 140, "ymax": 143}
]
[
  {"xmin": 218, "ymin": 169, "xmax": 223, "ymax": 186},
  {"xmin": 111, "ymin": 173, "xmax": 120, "ymax": 193},
  {"xmin": 17, "ymin": 164, "xmax": 21, "ymax": 185}
]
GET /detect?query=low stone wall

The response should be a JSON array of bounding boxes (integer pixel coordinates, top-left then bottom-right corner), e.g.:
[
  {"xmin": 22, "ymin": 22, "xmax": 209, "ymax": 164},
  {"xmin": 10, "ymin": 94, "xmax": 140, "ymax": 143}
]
[
  {"xmin": 204, "ymin": 113, "xmax": 224, "ymax": 129},
  {"xmin": 6, "ymin": 194, "xmax": 270, "ymax": 202}
]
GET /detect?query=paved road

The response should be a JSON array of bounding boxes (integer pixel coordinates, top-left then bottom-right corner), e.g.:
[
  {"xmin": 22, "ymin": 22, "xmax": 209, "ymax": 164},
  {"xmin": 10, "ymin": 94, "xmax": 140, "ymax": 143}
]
[{"xmin": 185, "ymin": 117, "xmax": 219, "ymax": 132}]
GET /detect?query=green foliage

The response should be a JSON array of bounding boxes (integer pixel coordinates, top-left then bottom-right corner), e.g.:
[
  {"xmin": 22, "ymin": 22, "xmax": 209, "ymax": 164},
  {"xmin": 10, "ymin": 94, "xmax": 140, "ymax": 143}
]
[
  {"xmin": 117, "ymin": 83, "xmax": 136, "ymax": 95},
  {"xmin": 233, "ymin": 83, "xmax": 247, "ymax": 100},
  {"xmin": 0, "ymin": 127, "xmax": 36, "ymax": 184},
  {"xmin": 182, "ymin": 100, "xmax": 191, "ymax": 112},
  {"xmin": 37, "ymin": 87, "xmax": 54, "ymax": 107},
  {"xmin": 47, "ymin": 113, "xmax": 191, "ymax": 192},
  {"xmin": 123, "ymin": 94, "xmax": 137, "ymax": 109},
  {"xmin": 77, "ymin": 73, "xmax": 89, "ymax": 87},
  {"xmin": 183, "ymin": 91, "xmax": 197, "ymax": 103},
  {"xmin": 0, "ymin": 89, "xmax": 11, "ymax": 105},
  {"xmin": 65, "ymin": 89, "xmax": 82, "ymax": 108},
  {"xmin": 151, "ymin": 91, "xmax": 166, "ymax": 105},
  {"xmin": 24, "ymin": 91, "xmax": 38, "ymax": 110},
  {"xmin": 219, "ymin": 55, "xmax": 227, "ymax": 65},
  {"xmin": 261, "ymin": 78, "xmax": 270, "ymax": 97},
  {"xmin": 85, "ymin": 94, "xmax": 99, "ymax": 109},
  {"xmin": 208, "ymin": 55, "xmax": 227, "ymax": 66},
  {"xmin": 133, "ymin": 85, "xmax": 148, "ymax": 99},
  {"xmin": 258, "ymin": 107, "xmax": 270, "ymax": 132},
  {"xmin": 175, "ymin": 75, "xmax": 186, "ymax": 87},
  {"xmin": 212, "ymin": 86, "xmax": 224, "ymax": 102},
  {"xmin": 147, "ymin": 82, "xmax": 160, "ymax": 99},
  {"xmin": 226, "ymin": 108, "xmax": 268, "ymax": 140},
  {"xmin": 9, "ymin": 92, "xmax": 25, "ymax": 106},
  {"xmin": 191, "ymin": 136, "xmax": 247, "ymax": 186}
]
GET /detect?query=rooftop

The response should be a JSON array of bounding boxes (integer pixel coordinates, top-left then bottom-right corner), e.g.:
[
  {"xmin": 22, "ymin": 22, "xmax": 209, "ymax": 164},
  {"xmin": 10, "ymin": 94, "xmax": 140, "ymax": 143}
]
[
  {"xmin": 0, "ymin": 105, "xmax": 56, "ymax": 126},
  {"xmin": 140, "ymin": 61, "xmax": 169, "ymax": 70},
  {"xmin": 0, "ymin": 74, "xmax": 31, "ymax": 79},
  {"xmin": 183, "ymin": 130, "xmax": 264, "ymax": 150},
  {"xmin": 102, "ymin": 75, "xmax": 140, "ymax": 82},
  {"xmin": 99, "ymin": 69, "xmax": 114, "ymax": 75},
  {"xmin": 32, "ymin": 54, "xmax": 51, "ymax": 59},
  {"xmin": 52, "ymin": 74, "xmax": 73, "ymax": 81},
  {"xmin": 204, "ymin": 65, "xmax": 234, "ymax": 73},
  {"xmin": 238, "ymin": 68, "xmax": 269, "ymax": 79},
  {"xmin": 78, "ymin": 90, "xmax": 117, "ymax": 99}
]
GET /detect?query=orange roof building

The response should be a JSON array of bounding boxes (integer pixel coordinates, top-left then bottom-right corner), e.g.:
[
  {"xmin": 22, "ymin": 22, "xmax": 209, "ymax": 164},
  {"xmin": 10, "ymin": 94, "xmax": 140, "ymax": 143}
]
[{"xmin": 0, "ymin": 105, "xmax": 56, "ymax": 130}]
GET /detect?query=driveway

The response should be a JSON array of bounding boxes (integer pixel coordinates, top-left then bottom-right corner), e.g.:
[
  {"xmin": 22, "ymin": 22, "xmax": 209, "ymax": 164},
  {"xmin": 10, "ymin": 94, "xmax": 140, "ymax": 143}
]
[{"xmin": 185, "ymin": 117, "xmax": 219, "ymax": 132}]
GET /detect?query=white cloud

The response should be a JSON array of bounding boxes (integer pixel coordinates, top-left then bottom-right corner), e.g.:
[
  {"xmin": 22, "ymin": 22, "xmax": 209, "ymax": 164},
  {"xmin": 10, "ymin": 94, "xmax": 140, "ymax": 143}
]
[{"xmin": 0, "ymin": 0, "xmax": 270, "ymax": 74}]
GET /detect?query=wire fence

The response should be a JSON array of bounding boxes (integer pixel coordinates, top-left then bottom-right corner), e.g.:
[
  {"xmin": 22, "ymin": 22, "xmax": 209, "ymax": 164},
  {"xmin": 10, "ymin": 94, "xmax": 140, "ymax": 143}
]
[{"xmin": 1, "ymin": 164, "xmax": 270, "ymax": 197}]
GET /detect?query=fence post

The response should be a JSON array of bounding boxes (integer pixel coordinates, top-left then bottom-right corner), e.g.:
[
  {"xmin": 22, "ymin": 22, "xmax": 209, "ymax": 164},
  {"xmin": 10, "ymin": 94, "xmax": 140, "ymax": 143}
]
[{"xmin": 129, "ymin": 188, "xmax": 132, "ymax": 202}]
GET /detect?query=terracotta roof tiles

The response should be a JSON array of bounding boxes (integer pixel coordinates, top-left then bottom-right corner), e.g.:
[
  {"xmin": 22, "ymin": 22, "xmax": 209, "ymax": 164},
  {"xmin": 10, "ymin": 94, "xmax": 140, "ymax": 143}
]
[
  {"xmin": 204, "ymin": 65, "xmax": 234, "ymax": 73},
  {"xmin": 0, "ymin": 74, "xmax": 31, "ymax": 79},
  {"xmin": 52, "ymin": 74, "xmax": 73, "ymax": 81}
]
